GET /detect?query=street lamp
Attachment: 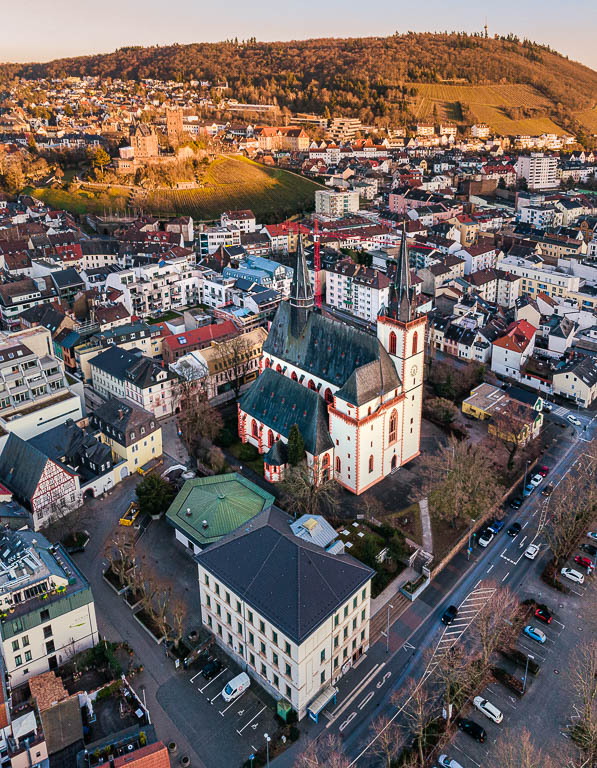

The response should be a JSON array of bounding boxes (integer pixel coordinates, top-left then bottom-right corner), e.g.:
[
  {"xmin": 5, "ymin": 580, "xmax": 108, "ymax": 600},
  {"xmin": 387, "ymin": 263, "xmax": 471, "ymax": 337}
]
[
  {"xmin": 386, "ymin": 603, "xmax": 394, "ymax": 653},
  {"xmin": 467, "ymin": 519, "xmax": 476, "ymax": 561},
  {"xmin": 524, "ymin": 460, "xmax": 531, "ymax": 490},
  {"xmin": 523, "ymin": 653, "xmax": 534, "ymax": 694},
  {"xmin": 264, "ymin": 734, "xmax": 271, "ymax": 767}
]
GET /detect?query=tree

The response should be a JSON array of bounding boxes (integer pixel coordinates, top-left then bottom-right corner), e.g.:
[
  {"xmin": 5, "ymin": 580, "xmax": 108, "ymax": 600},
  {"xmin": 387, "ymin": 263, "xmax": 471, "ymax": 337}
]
[
  {"xmin": 393, "ymin": 678, "xmax": 436, "ymax": 767},
  {"xmin": 280, "ymin": 463, "xmax": 340, "ymax": 518},
  {"xmin": 171, "ymin": 599, "xmax": 188, "ymax": 650},
  {"xmin": 474, "ymin": 583, "xmax": 520, "ymax": 666},
  {"xmin": 368, "ymin": 714, "xmax": 402, "ymax": 768},
  {"xmin": 569, "ymin": 641, "xmax": 597, "ymax": 764},
  {"xmin": 287, "ymin": 424, "xmax": 305, "ymax": 466},
  {"xmin": 493, "ymin": 728, "xmax": 557, "ymax": 768},
  {"xmin": 417, "ymin": 436, "xmax": 504, "ymax": 527},
  {"xmin": 210, "ymin": 333, "xmax": 257, "ymax": 401},
  {"xmin": 430, "ymin": 644, "xmax": 473, "ymax": 724},
  {"xmin": 488, "ymin": 402, "xmax": 531, "ymax": 470},
  {"xmin": 135, "ymin": 474, "xmax": 176, "ymax": 518},
  {"xmin": 424, "ymin": 397, "xmax": 459, "ymax": 425},
  {"xmin": 89, "ymin": 146, "xmax": 111, "ymax": 178},
  {"xmin": 293, "ymin": 735, "xmax": 348, "ymax": 768},
  {"xmin": 543, "ymin": 472, "xmax": 594, "ymax": 566},
  {"xmin": 172, "ymin": 360, "xmax": 223, "ymax": 453}
]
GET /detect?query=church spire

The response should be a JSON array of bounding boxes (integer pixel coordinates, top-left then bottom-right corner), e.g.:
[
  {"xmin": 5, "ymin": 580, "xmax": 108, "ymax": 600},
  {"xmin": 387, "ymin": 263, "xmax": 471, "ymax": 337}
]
[
  {"xmin": 289, "ymin": 232, "xmax": 313, "ymax": 336},
  {"xmin": 383, "ymin": 221, "xmax": 412, "ymax": 323}
]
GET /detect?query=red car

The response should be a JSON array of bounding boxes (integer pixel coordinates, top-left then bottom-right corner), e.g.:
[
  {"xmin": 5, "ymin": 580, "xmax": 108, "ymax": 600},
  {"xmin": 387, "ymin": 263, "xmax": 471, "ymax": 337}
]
[
  {"xmin": 538, "ymin": 465, "xmax": 550, "ymax": 477},
  {"xmin": 574, "ymin": 555, "xmax": 593, "ymax": 569},
  {"xmin": 535, "ymin": 607, "xmax": 552, "ymax": 624}
]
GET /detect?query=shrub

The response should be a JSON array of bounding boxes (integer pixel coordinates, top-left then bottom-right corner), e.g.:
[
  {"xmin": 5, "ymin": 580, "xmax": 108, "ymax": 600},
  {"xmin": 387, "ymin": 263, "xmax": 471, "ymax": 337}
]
[
  {"xmin": 289, "ymin": 725, "xmax": 300, "ymax": 741},
  {"xmin": 239, "ymin": 443, "xmax": 258, "ymax": 461},
  {"xmin": 541, "ymin": 560, "xmax": 570, "ymax": 593},
  {"xmin": 491, "ymin": 665, "xmax": 525, "ymax": 695},
  {"xmin": 215, "ymin": 427, "xmax": 234, "ymax": 447}
]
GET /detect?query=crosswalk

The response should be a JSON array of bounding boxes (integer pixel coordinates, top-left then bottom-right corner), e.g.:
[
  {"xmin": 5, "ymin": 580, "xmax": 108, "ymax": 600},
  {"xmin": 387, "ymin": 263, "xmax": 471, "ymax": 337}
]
[{"xmin": 553, "ymin": 405, "xmax": 569, "ymax": 417}]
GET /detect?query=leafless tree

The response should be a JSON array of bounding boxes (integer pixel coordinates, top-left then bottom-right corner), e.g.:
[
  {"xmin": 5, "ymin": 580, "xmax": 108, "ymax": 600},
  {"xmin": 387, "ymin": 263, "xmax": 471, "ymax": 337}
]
[
  {"xmin": 153, "ymin": 582, "xmax": 172, "ymax": 639},
  {"xmin": 211, "ymin": 333, "xmax": 257, "ymax": 401},
  {"xmin": 368, "ymin": 714, "xmax": 403, "ymax": 768},
  {"xmin": 488, "ymin": 403, "xmax": 531, "ymax": 471},
  {"xmin": 171, "ymin": 599, "xmax": 188, "ymax": 650},
  {"xmin": 392, "ymin": 678, "xmax": 436, "ymax": 767},
  {"xmin": 430, "ymin": 644, "xmax": 473, "ymax": 724},
  {"xmin": 280, "ymin": 463, "xmax": 340, "ymax": 518},
  {"xmin": 104, "ymin": 528, "xmax": 135, "ymax": 586},
  {"xmin": 473, "ymin": 583, "xmax": 520, "ymax": 666},
  {"xmin": 493, "ymin": 727, "xmax": 557, "ymax": 768},
  {"xmin": 416, "ymin": 436, "xmax": 504, "ymax": 528},
  {"xmin": 569, "ymin": 640, "xmax": 597, "ymax": 764},
  {"xmin": 293, "ymin": 734, "xmax": 349, "ymax": 768},
  {"xmin": 173, "ymin": 359, "xmax": 223, "ymax": 450},
  {"xmin": 543, "ymin": 473, "xmax": 594, "ymax": 566}
]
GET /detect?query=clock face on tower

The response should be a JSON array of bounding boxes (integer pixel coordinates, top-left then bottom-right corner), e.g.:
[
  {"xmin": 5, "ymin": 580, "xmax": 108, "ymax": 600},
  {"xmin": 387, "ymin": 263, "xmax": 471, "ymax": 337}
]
[{"xmin": 410, "ymin": 364, "xmax": 418, "ymax": 377}]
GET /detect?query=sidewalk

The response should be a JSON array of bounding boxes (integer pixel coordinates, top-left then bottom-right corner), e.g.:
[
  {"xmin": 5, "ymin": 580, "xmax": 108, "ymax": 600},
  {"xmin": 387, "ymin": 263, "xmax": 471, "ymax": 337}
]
[{"xmin": 370, "ymin": 566, "xmax": 418, "ymax": 615}]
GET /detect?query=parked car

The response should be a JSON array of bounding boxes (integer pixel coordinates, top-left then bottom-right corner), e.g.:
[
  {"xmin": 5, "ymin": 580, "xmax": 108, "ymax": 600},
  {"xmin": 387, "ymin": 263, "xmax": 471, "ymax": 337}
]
[
  {"xmin": 542, "ymin": 484, "xmax": 554, "ymax": 497},
  {"xmin": 438, "ymin": 756, "xmax": 464, "ymax": 768},
  {"xmin": 478, "ymin": 529, "xmax": 495, "ymax": 548},
  {"xmin": 542, "ymin": 402, "xmax": 553, "ymax": 413},
  {"xmin": 538, "ymin": 465, "xmax": 550, "ymax": 476},
  {"xmin": 530, "ymin": 473, "xmax": 543, "ymax": 488},
  {"xmin": 222, "ymin": 672, "xmax": 250, "ymax": 702},
  {"xmin": 535, "ymin": 606, "xmax": 552, "ymax": 624},
  {"xmin": 524, "ymin": 543, "xmax": 540, "ymax": 560},
  {"xmin": 441, "ymin": 605, "xmax": 458, "ymax": 625},
  {"xmin": 489, "ymin": 519, "xmax": 505, "ymax": 534},
  {"xmin": 561, "ymin": 568, "xmax": 584, "ymax": 584},
  {"xmin": 473, "ymin": 696, "xmax": 503, "ymax": 724},
  {"xmin": 524, "ymin": 625, "xmax": 546, "ymax": 644},
  {"xmin": 581, "ymin": 543, "xmax": 597, "ymax": 557},
  {"xmin": 507, "ymin": 522, "xmax": 522, "ymax": 537},
  {"xmin": 509, "ymin": 496, "xmax": 523, "ymax": 509},
  {"xmin": 201, "ymin": 659, "xmax": 223, "ymax": 680},
  {"xmin": 456, "ymin": 718, "xmax": 486, "ymax": 743},
  {"xmin": 523, "ymin": 483, "xmax": 535, "ymax": 497},
  {"xmin": 574, "ymin": 555, "xmax": 593, "ymax": 569},
  {"xmin": 567, "ymin": 414, "xmax": 582, "ymax": 427},
  {"xmin": 587, "ymin": 532, "xmax": 597, "ymax": 542}
]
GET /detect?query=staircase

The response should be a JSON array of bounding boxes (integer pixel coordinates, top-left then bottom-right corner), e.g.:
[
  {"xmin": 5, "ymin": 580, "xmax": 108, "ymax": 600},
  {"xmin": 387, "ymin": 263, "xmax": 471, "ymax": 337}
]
[{"xmin": 369, "ymin": 592, "xmax": 410, "ymax": 643}]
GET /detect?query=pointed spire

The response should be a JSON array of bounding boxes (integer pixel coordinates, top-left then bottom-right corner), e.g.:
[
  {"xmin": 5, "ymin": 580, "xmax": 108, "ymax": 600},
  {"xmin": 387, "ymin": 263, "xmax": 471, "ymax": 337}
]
[
  {"xmin": 382, "ymin": 221, "xmax": 412, "ymax": 323},
  {"xmin": 289, "ymin": 233, "xmax": 313, "ymax": 336}
]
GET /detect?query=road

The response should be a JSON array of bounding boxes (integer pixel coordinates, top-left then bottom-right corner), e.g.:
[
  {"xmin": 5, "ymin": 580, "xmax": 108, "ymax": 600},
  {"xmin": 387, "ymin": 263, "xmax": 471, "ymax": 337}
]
[{"xmin": 274, "ymin": 408, "xmax": 595, "ymax": 767}]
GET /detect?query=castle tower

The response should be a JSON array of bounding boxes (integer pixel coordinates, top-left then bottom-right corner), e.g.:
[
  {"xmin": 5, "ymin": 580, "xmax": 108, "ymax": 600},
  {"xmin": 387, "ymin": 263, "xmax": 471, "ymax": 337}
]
[
  {"xmin": 289, "ymin": 235, "xmax": 314, "ymax": 337},
  {"xmin": 377, "ymin": 223, "xmax": 427, "ymax": 464}
]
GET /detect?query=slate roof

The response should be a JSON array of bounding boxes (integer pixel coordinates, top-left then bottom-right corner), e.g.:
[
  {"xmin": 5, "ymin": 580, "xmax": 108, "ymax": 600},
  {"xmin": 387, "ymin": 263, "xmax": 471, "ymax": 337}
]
[
  {"xmin": 90, "ymin": 397, "xmax": 157, "ymax": 446},
  {"xmin": 263, "ymin": 439, "xmax": 288, "ymax": 466},
  {"xmin": 50, "ymin": 267, "xmax": 84, "ymax": 289},
  {"xmin": 197, "ymin": 506, "xmax": 374, "ymax": 644},
  {"xmin": 335, "ymin": 356, "xmax": 400, "ymax": 406},
  {"xmin": 555, "ymin": 356, "xmax": 597, "ymax": 387},
  {"xmin": 0, "ymin": 433, "xmax": 54, "ymax": 500},
  {"xmin": 240, "ymin": 367, "xmax": 333, "ymax": 456}
]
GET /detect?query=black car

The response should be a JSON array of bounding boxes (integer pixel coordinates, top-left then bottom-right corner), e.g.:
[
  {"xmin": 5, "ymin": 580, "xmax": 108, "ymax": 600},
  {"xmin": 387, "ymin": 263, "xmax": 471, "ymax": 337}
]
[
  {"xmin": 441, "ymin": 605, "xmax": 458, "ymax": 625},
  {"xmin": 457, "ymin": 717, "xmax": 487, "ymax": 743},
  {"xmin": 509, "ymin": 496, "xmax": 523, "ymax": 510},
  {"xmin": 507, "ymin": 522, "xmax": 522, "ymax": 537},
  {"xmin": 201, "ymin": 659, "xmax": 223, "ymax": 680},
  {"xmin": 581, "ymin": 543, "xmax": 597, "ymax": 557}
]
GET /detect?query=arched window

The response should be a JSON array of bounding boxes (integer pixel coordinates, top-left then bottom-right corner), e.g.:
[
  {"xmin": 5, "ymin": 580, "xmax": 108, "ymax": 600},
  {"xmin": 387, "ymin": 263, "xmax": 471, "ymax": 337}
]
[
  {"xmin": 308, "ymin": 379, "xmax": 316, "ymax": 390},
  {"xmin": 251, "ymin": 419, "xmax": 258, "ymax": 438},
  {"xmin": 412, "ymin": 331, "xmax": 418, "ymax": 355},
  {"xmin": 276, "ymin": 364, "xmax": 282, "ymax": 373},
  {"xmin": 268, "ymin": 429, "xmax": 274, "ymax": 448},
  {"xmin": 324, "ymin": 388, "xmax": 333, "ymax": 404},
  {"xmin": 335, "ymin": 456, "xmax": 341, "ymax": 473},
  {"xmin": 264, "ymin": 358, "xmax": 271, "ymax": 368},
  {"xmin": 368, "ymin": 455, "xmax": 374, "ymax": 473},
  {"xmin": 389, "ymin": 331, "xmax": 397, "ymax": 355},
  {"xmin": 389, "ymin": 411, "xmax": 397, "ymax": 444},
  {"xmin": 322, "ymin": 453, "xmax": 330, "ymax": 467},
  {"xmin": 291, "ymin": 371, "xmax": 298, "ymax": 381}
]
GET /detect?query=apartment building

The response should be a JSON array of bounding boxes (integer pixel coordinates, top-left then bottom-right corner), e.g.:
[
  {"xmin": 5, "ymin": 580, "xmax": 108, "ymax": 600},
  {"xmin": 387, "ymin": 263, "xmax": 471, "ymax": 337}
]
[
  {"xmin": 315, "ymin": 190, "xmax": 360, "ymax": 218},
  {"xmin": 0, "ymin": 528, "xmax": 98, "ymax": 687},
  {"xmin": 518, "ymin": 204, "xmax": 562, "ymax": 229},
  {"xmin": 552, "ymin": 356, "xmax": 597, "ymax": 407},
  {"xmin": 455, "ymin": 244, "xmax": 500, "ymax": 275},
  {"xmin": 162, "ymin": 320, "xmax": 238, "ymax": 364},
  {"xmin": 515, "ymin": 153, "xmax": 559, "ymax": 190},
  {"xmin": 198, "ymin": 506, "xmax": 373, "ymax": 720},
  {"xmin": 223, "ymin": 255, "xmax": 293, "ymax": 298},
  {"xmin": 75, "ymin": 321, "xmax": 162, "ymax": 382},
  {"xmin": 325, "ymin": 262, "xmax": 390, "ymax": 322},
  {"xmin": 220, "ymin": 210, "xmax": 257, "ymax": 234},
  {"xmin": 496, "ymin": 254, "xmax": 580, "ymax": 300},
  {"xmin": 198, "ymin": 226, "xmax": 241, "ymax": 257},
  {"xmin": 491, "ymin": 319, "xmax": 537, "ymax": 380},
  {"xmin": 327, "ymin": 118, "xmax": 363, "ymax": 142},
  {"xmin": 0, "ymin": 278, "xmax": 57, "ymax": 331},
  {"xmin": 89, "ymin": 346, "xmax": 176, "ymax": 418}
]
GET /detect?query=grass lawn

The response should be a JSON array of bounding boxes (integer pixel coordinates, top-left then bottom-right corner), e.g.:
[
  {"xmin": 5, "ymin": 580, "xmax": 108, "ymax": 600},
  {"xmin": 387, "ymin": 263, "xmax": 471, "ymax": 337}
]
[
  {"xmin": 387, "ymin": 502, "xmax": 424, "ymax": 546},
  {"xmin": 146, "ymin": 311, "xmax": 182, "ymax": 324},
  {"xmin": 226, "ymin": 440, "xmax": 265, "ymax": 477}
]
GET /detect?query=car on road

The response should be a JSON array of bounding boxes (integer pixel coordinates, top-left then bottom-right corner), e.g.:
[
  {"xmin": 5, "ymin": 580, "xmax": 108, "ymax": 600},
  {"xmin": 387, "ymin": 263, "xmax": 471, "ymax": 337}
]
[
  {"xmin": 542, "ymin": 402, "xmax": 553, "ymax": 413},
  {"xmin": 542, "ymin": 484, "xmax": 554, "ymax": 497},
  {"xmin": 473, "ymin": 696, "xmax": 504, "ymax": 724},
  {"xmin": 574, "ymin": 555, "xmax": 593, "ymax": 569},
  {"xmin": 438, "ymin": 756, "xmax": 464, "ymax": 768},
  {"xmin": 538, "ymin": 465, "xmax": 550, "ymax": 476},
  {"xmin": 587, "ymin": 532, "xmax": 597, "ymax": 542},
  {"xmin": 581, "ymin": 543, "xmax": 597, "ymax": 556},
  {"xmin": 201, "ymin": 659, "xmax": 223, "ymax": 680},
  {"xmin": 535, "ymin": 606, "xmax": 552, "ymax": 624},
  {"xmin": 489, "ymin": 518, "xmax": 505, "ymax": 534},
  {"xmin": 561, "ymin": 568, "xmax": 584, "ymax": 584},
  {"xmin": 530, "ymin": 473, "xmax": 543, "ymax": 487},
  {"xmin": 567, "ymin": 414, "xmax": 582, "ymax": 427},
  {"xmin": 524, "ymin": 625, "xmax": 547, "ymax": 644},
  {"xmin": 456, "ymin": 718, "xmax": 486, "ymax": 743},
  {"xmin": 509, "ymin": 496, "xmax": 523, "ymax": 509},
  {"xmin": 524, "ymin": 543, "xmax": 540, "ymax": 560},
  {"xmin": 507, "ymin": 522, "xmax": 522, "ymax": 537},
  {"xmin": 441, "ymin": 605, "xmax": 458, "ymax": 625},
  {"xmin": 478, "ymin": 528, "xmax": 495, "ymax": 548}
]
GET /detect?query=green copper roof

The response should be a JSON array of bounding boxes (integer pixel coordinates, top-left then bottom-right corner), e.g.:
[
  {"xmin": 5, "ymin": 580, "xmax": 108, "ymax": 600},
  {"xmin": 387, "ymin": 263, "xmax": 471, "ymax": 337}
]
[{"xmin": 166, "ymin": 473, "xmax": 275, "ymax": 547}]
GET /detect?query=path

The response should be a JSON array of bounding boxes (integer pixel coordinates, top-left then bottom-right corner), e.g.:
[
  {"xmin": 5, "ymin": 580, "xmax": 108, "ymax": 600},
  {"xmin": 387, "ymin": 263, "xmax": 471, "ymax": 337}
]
[{"xmin": 418, "ymin": 498, "xmax": 433, "ymax": 554}]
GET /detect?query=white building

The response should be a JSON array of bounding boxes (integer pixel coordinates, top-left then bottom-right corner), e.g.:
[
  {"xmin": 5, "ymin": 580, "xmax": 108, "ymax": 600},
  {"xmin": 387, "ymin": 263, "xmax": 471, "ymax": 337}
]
[
  {"xmin": 220, "ymin": 210, "xmax": 257, "ymax": 234},
  {"xmin": 315, "ymin": 190, "xmax": 360, "ymax": 218},
  {"xmin": 471, "ymin": 124, "xmax": 490, "ymax": 139},
  {"xmin": 325, "ymin": 262, "xmax": 390, "ymax": 323},
  {"xmin": 197, "ymin": 505, "xmax": 373, "ymax": 720},
  {"xmin": 491, "ymin": 319, "xmax": 537, "ymax": 380},
  {"xmin": 515, "ymin": 153, "xmax": 559, "ymax": 190},
  {"xmin": 0, "ymin": 529, "xmax": 98, "ymax": 687},
  {"xmin": 518, "ymin": 204, "xmax": 562, "ymax": 229},
  {"xmin": 496, "ymin": 254, "xmax": 580, "ymax": 301}
]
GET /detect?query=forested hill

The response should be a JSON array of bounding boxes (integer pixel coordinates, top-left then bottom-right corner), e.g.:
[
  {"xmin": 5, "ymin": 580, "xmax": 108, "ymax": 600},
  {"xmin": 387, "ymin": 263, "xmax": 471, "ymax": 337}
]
[{"xmin": 3, "ymin": 33, "xmax": 597, "ymax": 124}]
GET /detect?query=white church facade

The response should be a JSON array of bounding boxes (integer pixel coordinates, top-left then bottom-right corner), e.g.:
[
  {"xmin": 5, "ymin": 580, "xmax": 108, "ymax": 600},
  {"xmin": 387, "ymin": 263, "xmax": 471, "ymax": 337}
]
[{"xmin": 237, "ymin": 229, "xmax": 426, "ymax": 495}]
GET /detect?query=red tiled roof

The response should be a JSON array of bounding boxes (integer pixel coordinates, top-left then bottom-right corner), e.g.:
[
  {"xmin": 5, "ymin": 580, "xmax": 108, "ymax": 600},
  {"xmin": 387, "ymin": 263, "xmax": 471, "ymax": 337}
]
[
  {"xmin": 493, "ymin": 319, "xmax": 536, "ymax": 353},
  {"xmin": 113, "ymin": 741, "xmax": 170, "ymax": 768},
  {"xmin": 162, "ymin": 320, "xmax": 238, "ymax": 351}
]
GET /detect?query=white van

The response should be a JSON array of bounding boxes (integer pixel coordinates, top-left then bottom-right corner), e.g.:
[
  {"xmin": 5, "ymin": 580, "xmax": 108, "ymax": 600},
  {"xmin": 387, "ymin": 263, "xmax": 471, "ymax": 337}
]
[{"xmin": 222, "ymin": 672, "xmax": 251, "ymax": 702}]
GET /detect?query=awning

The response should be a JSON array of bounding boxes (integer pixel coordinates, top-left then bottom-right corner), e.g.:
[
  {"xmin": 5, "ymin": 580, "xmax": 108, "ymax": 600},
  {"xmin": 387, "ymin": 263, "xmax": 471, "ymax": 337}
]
[{"xmin": 307, "ymin": 685, "xmax": 338, "ymax": 722}]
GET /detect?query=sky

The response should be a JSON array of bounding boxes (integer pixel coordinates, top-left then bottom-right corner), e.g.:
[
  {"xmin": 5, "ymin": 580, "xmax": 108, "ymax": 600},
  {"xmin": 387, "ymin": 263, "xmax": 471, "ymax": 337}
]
[{"xmin": 3, "ymin": 0, "xmax": 597, "ymax": 71}]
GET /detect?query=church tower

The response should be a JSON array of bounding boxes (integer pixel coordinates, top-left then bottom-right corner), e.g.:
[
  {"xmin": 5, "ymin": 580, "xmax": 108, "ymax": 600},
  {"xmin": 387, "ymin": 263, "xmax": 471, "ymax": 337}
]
[
  {"xmin": 377, "ymin": 223, "xmax": 427, "ymax": 464},
  {"xmin": 289, "ymin": 235, "xmax": 314, "ymax": 337}
]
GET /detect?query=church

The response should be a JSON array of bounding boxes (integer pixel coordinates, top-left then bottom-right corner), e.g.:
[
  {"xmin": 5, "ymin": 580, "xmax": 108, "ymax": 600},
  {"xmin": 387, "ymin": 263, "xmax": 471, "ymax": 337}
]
[{"xmin": 237, "ymin": 229, "xmax": 427, "ymax": 495}]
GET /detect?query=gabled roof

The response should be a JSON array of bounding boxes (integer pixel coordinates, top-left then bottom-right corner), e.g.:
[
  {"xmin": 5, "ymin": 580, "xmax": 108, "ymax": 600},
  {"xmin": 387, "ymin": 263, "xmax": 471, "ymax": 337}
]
[
  {"xmin": 336, "ymin": 357, "xmax": 400, "ymax": 406},
  {"xmin": 198, "ymin": 506, "xmax": 374, "ymax": 644},
  {"xmin": 0, "ymin": 433, "xmax": 64, "ymax": 501},
  {"xmin": 493, "ymin": 319, "xmax": 536, "ymax": 353}
]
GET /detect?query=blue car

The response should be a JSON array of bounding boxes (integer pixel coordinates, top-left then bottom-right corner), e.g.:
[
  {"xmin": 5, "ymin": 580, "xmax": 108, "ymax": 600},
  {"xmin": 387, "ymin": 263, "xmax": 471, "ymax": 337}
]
[
  {"xmin": 489, "ymin": 519, "xmax": 505, "ymax": 534},
  {"xmin": 523, "ymin": 483, "xmax": 535, "ymax": 497},
  {"xmin": 523, "ymin": 625, "xmax": 546, "ymax": 644}
]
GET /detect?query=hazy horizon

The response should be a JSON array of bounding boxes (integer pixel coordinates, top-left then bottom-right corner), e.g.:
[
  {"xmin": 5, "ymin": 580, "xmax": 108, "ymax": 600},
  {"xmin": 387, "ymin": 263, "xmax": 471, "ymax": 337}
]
[{"xmin": 3, "ymin": 1, "xmax": 597, "ymax": 71}]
